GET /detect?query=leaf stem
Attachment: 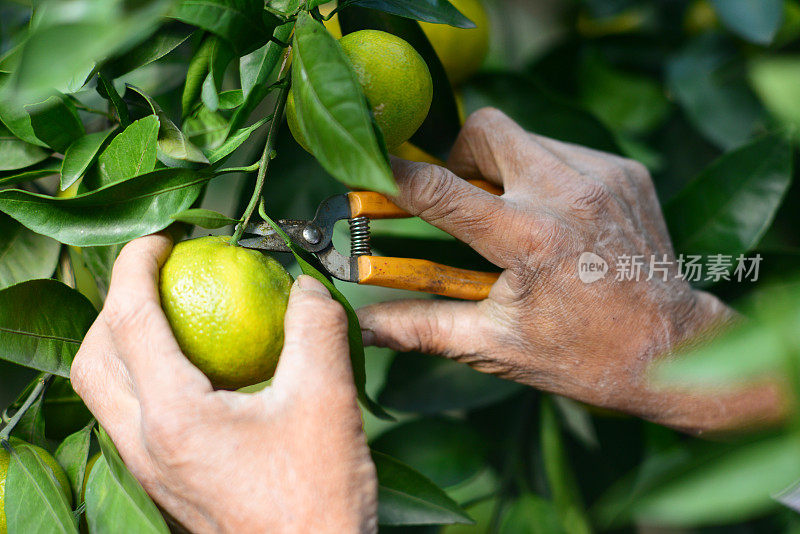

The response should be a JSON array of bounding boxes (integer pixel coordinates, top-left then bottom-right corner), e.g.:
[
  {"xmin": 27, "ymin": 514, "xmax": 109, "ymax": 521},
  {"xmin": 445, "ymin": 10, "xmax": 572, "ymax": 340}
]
[
  {"xmin": 0, "ymin": 374, "xmax": 52, "ymax": 442},
  {"xmin": 230, "ymin": 77, "xmax": 290, "ymax": 245}
]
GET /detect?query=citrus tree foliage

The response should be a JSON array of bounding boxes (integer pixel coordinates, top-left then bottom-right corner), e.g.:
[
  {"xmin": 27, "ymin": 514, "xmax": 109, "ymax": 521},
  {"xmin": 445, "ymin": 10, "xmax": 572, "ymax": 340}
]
[{"xmin": 0, "ymin": 0, "xmax": 799, "ymax": 532}]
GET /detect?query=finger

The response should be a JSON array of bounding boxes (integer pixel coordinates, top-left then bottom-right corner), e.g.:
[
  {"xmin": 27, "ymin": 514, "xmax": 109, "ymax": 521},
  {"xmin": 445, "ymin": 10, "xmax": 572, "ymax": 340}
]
[
  {"xmin": 357, "ymin": 299, "xmax": 488, "ymax": 359},
  {"xmin": 447, "ymin": 107, "xmax": 570, "ymax": 192},
  {"xmin": 71, "ymin": 319, "xmax": 143, "ymax": 451},
  {"xmin": 389, "ymin": 157, "xmax": 514, "ymax": 267},
  {"xmin": 270, "ymin": 276, "xmax": 356, "ymax": 398},
  {"xmin": 102, "ymin": 234, "xmax": 211, "ymax": 406}
]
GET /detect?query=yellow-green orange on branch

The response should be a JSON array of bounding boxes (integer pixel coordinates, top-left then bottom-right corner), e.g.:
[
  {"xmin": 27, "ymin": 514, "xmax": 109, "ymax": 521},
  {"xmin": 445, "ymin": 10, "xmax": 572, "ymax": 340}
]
[
  {"xmin": 159, "ymin": 236, "xmax": 293, "ymax": 390},
  {"xmin": 0, "ymin": 439, "xmax": 72, "ymax": 534},
  {"xmin": 287, "ymin": 29, "xmax": 433, "ymax": 152}
]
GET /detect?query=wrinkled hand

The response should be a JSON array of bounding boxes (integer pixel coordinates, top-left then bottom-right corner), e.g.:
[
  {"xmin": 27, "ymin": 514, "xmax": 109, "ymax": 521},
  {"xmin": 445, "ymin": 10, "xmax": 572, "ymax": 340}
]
[
  {"xmin": 359, "ymin": 108, "xmax": 785, "ymax": 434},
  {"xmin": 71, "ymin": 235, "xmax": 377, "ymax": 534}
]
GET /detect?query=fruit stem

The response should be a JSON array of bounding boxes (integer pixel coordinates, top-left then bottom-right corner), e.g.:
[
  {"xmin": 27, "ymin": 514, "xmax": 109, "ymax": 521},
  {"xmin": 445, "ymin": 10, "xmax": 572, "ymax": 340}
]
[
  {"xmin": 231, "ymin": 76, "xmax": 291, "ymax": 246},
  {"xmin": 0, "ymin": 374, "xmax": 53, "ymax": 442}
]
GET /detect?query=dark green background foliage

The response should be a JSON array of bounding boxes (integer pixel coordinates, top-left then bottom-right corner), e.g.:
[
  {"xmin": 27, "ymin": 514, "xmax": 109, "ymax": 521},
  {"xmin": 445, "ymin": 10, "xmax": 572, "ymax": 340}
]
[{"xmin": 1, "ymin": 0, "xmax": 800, "ymax": 532}]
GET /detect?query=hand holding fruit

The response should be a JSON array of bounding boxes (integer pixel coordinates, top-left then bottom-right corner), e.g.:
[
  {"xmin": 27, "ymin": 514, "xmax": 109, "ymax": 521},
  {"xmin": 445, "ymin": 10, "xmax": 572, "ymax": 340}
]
[
  {"xmin": 70, "ymin": 235, "xmax": 377, "ymax": 533},
  {"xmin": 358, "ymin": 108, "xmax": 787, "ymax": 435}
]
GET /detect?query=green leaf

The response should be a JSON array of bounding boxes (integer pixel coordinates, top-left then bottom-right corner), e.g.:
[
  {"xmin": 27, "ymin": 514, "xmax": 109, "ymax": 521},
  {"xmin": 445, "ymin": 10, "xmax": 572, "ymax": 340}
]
[
  {"xmin": 462, "ymin": 72, "xmax": 620, "ymax": 153},
  {"xmin": 101, "ymin": 22, "xmax": 195, "ymax": 80},
  {"xmin": 0, "ymin": 213, "xmax": 61, "ymax": 290},
  {"xmin": 667, "ymin": 35, "xmax": 766, "ymax": 150},
  {"xmin": 82, "ymin": 244, "xmax": 124, "ymax": 297},
  {"xmin": 338, "ymin": 6, "xmax": 461, "ymax": 160},
  {"xmin": 371, "ymin": 417, "xmax": 486, "ymax": 488},
  {"xmin": 170, "ymin": 0, "xmax": 280, "ymax": 55},
  {"xmin": 86, "ymin": 428, "xmax": 170, "ymax": 534},
  {"xmin": 291, "ymin": 11, "xmax": 396, "ymax": 194},
  {"xmin": 13, "ymin": 395, "xmax": 47, "ymax": 448},
  {"xmin": 25, "ymin": 95, "xmax": 85, "ymax": 153},
  {"xmin": 126, "ymin": 85, "xmax": 209, "ymax": 167},
  {"xmin": 43, "ymin": 377, "xmax": 94, "ymax": 441},
  {"xmin": 261, "ymin": 213, "xmax": 391, "ymax": 420},
  {"xmin": 711, "ymin": 0, "xmax": 783, "ymax": 45},
  {"xmin": 541, "ymin": 396, "xmax": 592, "ymax": 534},
  {"xmin": 229, "ymin": 22, "xmax": 293, "ymax": 135},
  {"xmin": 183, "ymin": 106, "xmax": 229, "ymax": 151},
  {"xmin": 200, "ymin": 37, "xmax": 234, "ymax": 112},
  {"xmin": 373, "ymin": 450, "xmax": 473, "ymax": 526},
  {"xmin": 0, "ymin": 158, "xmax": 62, "ymax": 186},
  {"xmin": 218, "ymin": 89, "xmax": 243, "ymax": 110},
  {"xmin": 97, "ymin": 73, "xmax": 131, "ymax": 128},
  {"xmin": 343, "ymin": 0, "xmax": 476, "ymax": 28},
  {"xmin": 0, "ymin": 92, "xmax": 49, "ymax": 147},
  {"xmin": 0, "ymin": 279, "xmax": 97, "ymax": 377},
  {"xmin": 749, "ymin": 55, "xmax": 800, "ymax": 131},
  {"xmin": 664, "ymin": 134, "xmax": 793, "ymax": 257},
  {"xmin": 96, "ymin": 116, "xmax": 160, "ymax": 187},
  {"xmin": 0, "ymin": 124, "xmax": 49, "ymax": 171},
  {"xmin": 500, "ymin": 494, "xmax": 564, "ymax": 534},
  {"xmin": 182, "ymin": 36, "xmax": 215, "ymax": 118},
  {"xmin": 4, "ymin": 440, "xmax": 78, "ymax": 534},
  {"xmin": 628, "ymin": 434, "xmax": 800, "ymax": 526},
  {"xmin": 55, "ymin": 420, "xmax": 95, "ymax": 502},
  {"xmin": 60, "ymin": 129, "xmax": 116, "ymax": 191},
  {"xmin": 207, "ymin": 116, "xmax": 269, "ymax": 164},
  {"xmin": 378, "ymin": 352, "xmax": 523, "ymax": 414},
  {"xmin": 0, "ymin": 167, "xmax": 210, "ymax": 246},
  {"xmin": 171, "ymin": 208, "xmax": 239, "ymax": 228}
]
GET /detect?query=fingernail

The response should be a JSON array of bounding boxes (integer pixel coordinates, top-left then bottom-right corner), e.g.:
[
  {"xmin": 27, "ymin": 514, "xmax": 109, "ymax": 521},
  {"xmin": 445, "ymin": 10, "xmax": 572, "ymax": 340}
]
[{"xmin": 295, "ymin": 275, "xmax": 330, "ymax": 296}]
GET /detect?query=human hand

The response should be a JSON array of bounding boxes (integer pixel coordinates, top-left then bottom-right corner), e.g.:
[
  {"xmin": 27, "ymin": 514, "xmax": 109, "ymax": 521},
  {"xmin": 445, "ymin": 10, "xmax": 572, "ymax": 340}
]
[
  {"xmin": 359, "ymin": 108, "xmax": 785, "ymax": 434},
  {"xmin": 71, "ymin": 235, "xmax": 377, "ymax": 533}
]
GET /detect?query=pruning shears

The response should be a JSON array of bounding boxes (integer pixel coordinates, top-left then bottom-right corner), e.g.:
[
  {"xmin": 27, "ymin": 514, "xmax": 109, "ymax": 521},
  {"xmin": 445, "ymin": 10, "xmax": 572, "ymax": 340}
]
[{"xmin": 238, "ymin": 179, "xmax": 502, "ymax": 300}]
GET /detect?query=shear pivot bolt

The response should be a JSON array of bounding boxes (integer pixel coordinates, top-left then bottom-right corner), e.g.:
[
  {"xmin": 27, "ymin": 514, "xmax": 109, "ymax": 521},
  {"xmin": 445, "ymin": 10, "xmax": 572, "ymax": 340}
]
[{"xmin": 303, "ymin": 226, "xmax": 321, "ymax": 245}]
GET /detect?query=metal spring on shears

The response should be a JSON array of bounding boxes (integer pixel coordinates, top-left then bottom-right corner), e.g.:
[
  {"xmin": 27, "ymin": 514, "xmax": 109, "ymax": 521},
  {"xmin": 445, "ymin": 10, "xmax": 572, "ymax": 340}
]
[{"xmin": 349, "ymin": 216, "xmax": 371, "ymax": 256}]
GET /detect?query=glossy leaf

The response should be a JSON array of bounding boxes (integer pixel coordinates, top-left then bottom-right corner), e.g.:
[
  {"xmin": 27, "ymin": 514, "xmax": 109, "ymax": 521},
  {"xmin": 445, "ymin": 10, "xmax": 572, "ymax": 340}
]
[
  {"xmin": 126, "ymin": 85, "xmax": 209, "ymax": 167},
  {"xmin": 462, "ymin": 72, "xmax": 620, "ymax": 153},
  {"xmin": 667, "ymin": 35, "xmax": 766, "ymax": 150},
  {"xmin": 97, "ymin": 73, "xmax": 131, "ymax": 127},
  {"xmin": 4, "ymin": 440, "xmax": 78, "ymax": 534},
  {"xmin": 500, "ymin": 494, "xmax": 564, "ymax": 534},
  {"xmin": 749, "ymin": 55, "xmax": 800, "ymax": 131},
  {"xmin": 711, "ymin": 0, "xmax": 783, "ymax": 45},
  {"xmin": 60, "ymin": 129, "xmax": 115, "ymax": 191},
  {"xmin": 13, "ymin": 395, "xmax": 47, "ymax": 448},
  {"xmin": 101, "ymin": 22, "xmax": 195, "ymax": 79},
  {"xmin": 0, "ymin": 213, "xmax": 61, "ymax": 290},
  {"xmin": 379, "ymin": 352, "xmax": 523, "ymax": 414},
  {"xmin": 207, "ymin": 116, "xmax": 269, "ymax": 164},
  {"xmin": 343, "ymin": 0, "xmax": 475, "ymax": 28},
  {"xmin": 201, "ymin": 37, "xmax": 234, "ymax": 112},
  {"xmin": 373, "ymin": 450, "xmax": 473, "ymax": 526},
  {"xmin": 371, "ymin": 417, "xmax": 486, "ymax": 488},
  {"xmin": 629, "ymin": 434, "xmax": 800, "ymax": 526},
  {"xmin": 86, "ymin": 428, "xmax": 170, "ymax": 534},
  {"xmin": 183, "ymin": 107, "xmax": 228, "ymax": 151},
  {"xmin": 0, "ymin": 124, "xmax": 49, "ymax": 171},
  {"xmin": 228, "ymin": 22, "xmax": 293, "ymax": 134},
  {"xmin": 25, "ymin": 95, "xmax": 85, "ymax": 153},
  {"xmin": 0, "ymin": 158, "xmax": 62, "ymax": 186},
  {"xmin": 291, "ymin": 12, "xmax": 396, "ymax": 194},
  {"xmin": 182, "ymin": 37, "xmax": 215, "ymax": 118},
  {"xmin": 171, "ymin": 208, "xmax": 239, "ymax": 228},
  {"xmin": 0, "ymin": 279, "xmax": 97, "ymax": 376},
  {"xmin": 0, "ymin": 94, "xmax": 48, "ymax": 147},
  {"xmin": 261, "ymin": 214, "xmax": 391, "ymax": 420},
  {"xmin": 0, "ymin": 168, "xmax": 210, "ymax": 246},
  {"xmin": 664, "ymin": 134, "xmax": 792, "ymax": 257},
  {"xmin": 82, "ymin": 244, "xmax": 124, "ymax": 297},
  {"xmin": 97, "ymin": 115, "xmax": 160, "ymax": 186},
  {"xmin": 170, "ymin": 0, "xmax": 280, "ymax": 55},
  {"xmin": 55, "ymin": 420, "xmax": 95, "ymax": 501},
  {"xmin": 338, "ymin": 6, "xmax": 461, "ymax": 160}
]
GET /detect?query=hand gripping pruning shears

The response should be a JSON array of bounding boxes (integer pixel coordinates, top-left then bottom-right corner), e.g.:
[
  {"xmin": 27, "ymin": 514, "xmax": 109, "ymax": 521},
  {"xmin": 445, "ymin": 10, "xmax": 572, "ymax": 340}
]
[{"xmin": 237, "ymin": 179, "xmax": 502, "ymax": 300}]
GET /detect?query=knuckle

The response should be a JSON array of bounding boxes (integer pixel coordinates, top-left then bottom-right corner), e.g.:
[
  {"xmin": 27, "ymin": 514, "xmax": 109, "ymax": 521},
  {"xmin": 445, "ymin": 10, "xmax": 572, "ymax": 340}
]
[
  {"xmin": 571, "ymin": 181, "xmax": 615, "ymax": 215},
  {"xmin": 411, "ymin": 166, "xmax": 460, "ymax": 218},
  {"xmin": 465, "ymin": 107, "xmax": 506, "ymax": 130}
]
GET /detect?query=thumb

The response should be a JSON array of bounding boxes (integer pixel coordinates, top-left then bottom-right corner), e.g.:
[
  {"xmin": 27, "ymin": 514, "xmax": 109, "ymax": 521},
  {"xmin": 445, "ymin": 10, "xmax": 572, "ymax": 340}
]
[
  {"xmin": 271, "ymin": 275, "xmax": 355, "ymax": 397},
  {"xmin": 357, "ymin": 299, "xmax": 487, "ymax": 359}
]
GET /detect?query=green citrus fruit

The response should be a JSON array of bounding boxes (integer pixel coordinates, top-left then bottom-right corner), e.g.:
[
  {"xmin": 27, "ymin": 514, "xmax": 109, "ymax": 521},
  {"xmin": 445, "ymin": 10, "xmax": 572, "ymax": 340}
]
[
  {"xmin": 287, "ymin": 29, "xmax": 433, "ymax": 152},
  {"xmin": 420, "ymin": 0, "xmax": 490, "ymax": 86},
  {"xmin": 159, "ymin": 236, "xmax": 293, "ymax": 390},
  {"xmin": 1, "ymin": 439, "xmax": 72, "ymax": 534}
]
